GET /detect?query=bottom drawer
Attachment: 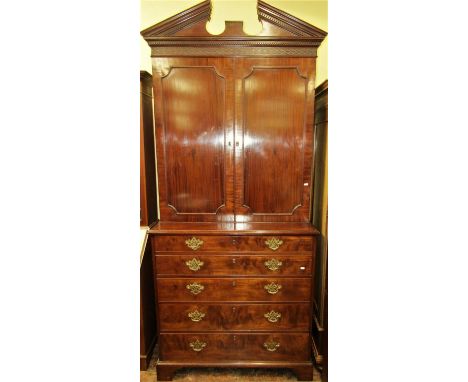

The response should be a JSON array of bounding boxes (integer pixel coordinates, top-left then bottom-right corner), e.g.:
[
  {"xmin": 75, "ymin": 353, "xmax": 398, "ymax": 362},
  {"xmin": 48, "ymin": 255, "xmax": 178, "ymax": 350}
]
[{"xmin": 159, "ymin": 333, "xmax": 310, "ymax": 362}]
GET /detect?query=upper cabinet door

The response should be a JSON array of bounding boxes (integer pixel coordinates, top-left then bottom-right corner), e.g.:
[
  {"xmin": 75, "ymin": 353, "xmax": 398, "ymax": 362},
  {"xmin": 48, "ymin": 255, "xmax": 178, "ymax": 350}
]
[
  {"xmin": 152, "ymin": 58, "xmax": 235, "ymax": 222},
  {"xmin": 141, "ymin": 0, "xmax": 327, "ymax": 224},
  {"xmin": 234, "ymin": 58, "xmax": 316, "ymax": 222}
]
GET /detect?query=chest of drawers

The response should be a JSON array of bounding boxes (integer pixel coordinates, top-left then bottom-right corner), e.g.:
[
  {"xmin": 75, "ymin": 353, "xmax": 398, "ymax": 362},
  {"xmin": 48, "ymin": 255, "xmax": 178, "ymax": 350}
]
[{"xmin": 150, "ymin": 223, "xmax": 319, "ymax": 381}]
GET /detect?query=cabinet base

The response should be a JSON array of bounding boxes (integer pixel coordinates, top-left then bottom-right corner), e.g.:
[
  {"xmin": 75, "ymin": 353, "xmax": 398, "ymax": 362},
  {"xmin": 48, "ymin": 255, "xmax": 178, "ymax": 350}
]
[{"xmin": 156, "ymin": 361, "xmax": 314, "ymax": 381}]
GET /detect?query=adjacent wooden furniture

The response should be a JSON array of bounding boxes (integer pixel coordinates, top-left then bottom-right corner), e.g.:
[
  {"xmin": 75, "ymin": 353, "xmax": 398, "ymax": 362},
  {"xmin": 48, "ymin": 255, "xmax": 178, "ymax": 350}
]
[
  {"xmin": 140, "ymin": 71, "xmax": 158, "ymax": 369},
  {"xmin": 140, "ymin": 233, "xmax": 157, "ymax": 370},
  {"xmin": 311, "ymin": 80, "xmax": 328, "ymax": 370},
  {"xmin": 140, "ymin": 71, "xmax": 158, "ymax": 227},
  {"xmin": 141, "ymin": 1, "xmax": 327, "ymax": 380}
]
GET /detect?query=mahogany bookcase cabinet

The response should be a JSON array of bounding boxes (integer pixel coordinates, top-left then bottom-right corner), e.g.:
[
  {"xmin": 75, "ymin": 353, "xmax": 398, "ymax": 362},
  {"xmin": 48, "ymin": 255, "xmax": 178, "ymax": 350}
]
[{"xmin": 141, "ymin": 1, "xmax": 327, "ymax": 380}]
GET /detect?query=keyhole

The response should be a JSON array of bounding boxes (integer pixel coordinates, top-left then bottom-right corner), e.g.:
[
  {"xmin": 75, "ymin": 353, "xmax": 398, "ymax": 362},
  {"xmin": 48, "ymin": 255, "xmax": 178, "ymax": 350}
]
[
  {"xmin": 232, "ymin": 306, "xmax": 236, "ymax": 312},
  {"xmin": 232, "ymin": 281, "xmax": 236, "ymax": 287},
  {"xmin": 232, "ymin": 258, "xmax": 236, "ymax": 264}
]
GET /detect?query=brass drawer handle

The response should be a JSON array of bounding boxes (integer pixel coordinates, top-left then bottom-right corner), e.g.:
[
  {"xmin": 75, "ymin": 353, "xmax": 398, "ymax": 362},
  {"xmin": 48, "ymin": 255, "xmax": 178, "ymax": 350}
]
[
  {"xmin": 185, "ymin": 237, "xmax": 204, "ymax": 251},
  {"xmin": 264, "ymin": 282, "xmax": 282, "ymax": 294},
  {"xmin": 264, "ymin": 310, "xmax": 281, "ymax": 323},
  {"xmin": 264, "ymin": 258, "xmax": 282, "ymax": 271},
  {"xmin": 186, "ymin": 282, "xmax": 204, "ymax": 295},
  {"xmin": 263, "ymin": 340, "xmax": 280, "ymax": 352},
  {"xmin": 189, "ymin": 339, "xmax": 206, "ymax": 352},
  {"xmin": 185, "ymin": 258, "xmax": 204, "ymax": 271},
  {"xmin": 188, "ymin": 310, "xmax": 205, "ymax": 322},
  {"xmin": 265, "ymin": 237, "xmax": 283, "ymax": 251}
]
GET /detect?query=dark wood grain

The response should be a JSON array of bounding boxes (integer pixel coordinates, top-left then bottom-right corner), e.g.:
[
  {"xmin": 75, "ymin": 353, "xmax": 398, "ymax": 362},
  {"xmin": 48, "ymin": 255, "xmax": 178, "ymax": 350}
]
[
  {"xmin": 234, "ymin": 57, "xmax": 316, "ymax": 222},
  {"xmin": 159, "ymin": 333, "xmax": 311, "ymax": 362},
  {"xmin": 140, "ymin": 71, "xmax": 158, "ymax": 226},
  {"xmin": 162, "ymin": 66, "xmax": 225, "ymax": 214},
  {"xmin": 157, "ymin": 277, "xmax": 311, "ymax": 302},
  {"xmin": 154, "ymin": 254, "xmax": 314, "ymax": 276},
  {"xmin": 243, "ymin": 67, "xmax": 306, "ymax": 215},
  {"xmin": 152, "ymin": 57, "xmax": 235, "ymax": 222},
  {"xmin": 158, "ymin": 303, "xmax": 311, "ymax": 331},
  {"xmin": 152, "ymin": 235, "xmax": 315, "ymax": 252}
]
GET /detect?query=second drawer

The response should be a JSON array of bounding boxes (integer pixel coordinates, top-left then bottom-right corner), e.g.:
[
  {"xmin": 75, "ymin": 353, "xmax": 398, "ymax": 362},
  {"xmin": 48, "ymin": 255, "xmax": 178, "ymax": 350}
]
[{"xmin": 155, "ymin": 254, "xmax": 313, "ymax": 276}]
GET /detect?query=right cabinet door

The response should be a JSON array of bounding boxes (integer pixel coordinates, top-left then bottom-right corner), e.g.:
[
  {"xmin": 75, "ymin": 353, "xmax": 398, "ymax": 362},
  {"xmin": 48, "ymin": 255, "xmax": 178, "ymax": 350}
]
[{"xmin": 234, "ymin": 58, "xmax": 317, "ymax": 222}]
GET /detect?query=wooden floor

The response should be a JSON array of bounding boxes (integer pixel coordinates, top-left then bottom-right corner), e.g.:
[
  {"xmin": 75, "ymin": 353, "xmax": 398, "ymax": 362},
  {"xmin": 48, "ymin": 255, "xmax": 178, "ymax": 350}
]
[{"xmin": 141, "ymin": 346, "xmax": 322, "ymax": 382}]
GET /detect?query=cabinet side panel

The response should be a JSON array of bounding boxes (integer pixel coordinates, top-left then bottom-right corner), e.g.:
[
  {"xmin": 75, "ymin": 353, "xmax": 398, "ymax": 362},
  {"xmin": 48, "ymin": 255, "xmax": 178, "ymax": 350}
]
[{"xmin": 140, "ymin": 72, "xmax": 158, "ymax": 226}]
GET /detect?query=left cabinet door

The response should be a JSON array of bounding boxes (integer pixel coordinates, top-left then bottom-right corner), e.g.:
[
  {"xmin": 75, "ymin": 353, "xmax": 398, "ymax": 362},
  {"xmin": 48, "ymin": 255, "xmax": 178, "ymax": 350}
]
[{"xmin": 152, "ymin": 58, "xmax": 235, "ymax": 222}]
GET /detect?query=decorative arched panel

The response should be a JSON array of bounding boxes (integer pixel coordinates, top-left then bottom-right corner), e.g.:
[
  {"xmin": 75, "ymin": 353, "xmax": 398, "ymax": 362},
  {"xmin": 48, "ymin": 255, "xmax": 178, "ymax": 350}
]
[
  {"xmin": 233, "ymin": 57, "xmax": 316, "ymax": 222},
  {"xmin": 161, "ymin": 66, "xmax": 226, "ymax": 215},
  {"xmin": 242, "ymin": 67, "xmax": 307, "ymax": 214}
]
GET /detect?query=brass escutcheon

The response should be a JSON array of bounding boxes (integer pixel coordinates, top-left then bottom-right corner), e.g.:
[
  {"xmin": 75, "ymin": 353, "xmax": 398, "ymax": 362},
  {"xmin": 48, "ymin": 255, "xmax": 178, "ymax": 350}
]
[
  {"xmin": 188, "ymin": 310, "xmax": 205, "ymax": 322},
  {"xmin": 185, "ymin": 258, "xmax": 204, "ymax": 271},
  {"xmin": 263, "ymin": 339, "xmax": 280, "ymax": 352},
  {"xmin": 185, "ymin": 237, "xmax": 204, "ymax": 251},
  {"xmin": 186, "ymin": 282, "xmax": 204, "ymax": 295},
  {"xmin": 189, "ymin": 339, "xmax": 206, "ymax": 352},
  {"xmin": 265, "ymin": 237, "xmax": 283, "ymax": 251},
  {"xmin": 264, "ymin": 310, "xmax": 282, "ymax": 323},
  {"xmin": 264, "ymin": 282, "xmax": 282, "ymax": 294},
  {"xmin": 264, "ymin": 258, "xmax": 282, "ymax": 271}
]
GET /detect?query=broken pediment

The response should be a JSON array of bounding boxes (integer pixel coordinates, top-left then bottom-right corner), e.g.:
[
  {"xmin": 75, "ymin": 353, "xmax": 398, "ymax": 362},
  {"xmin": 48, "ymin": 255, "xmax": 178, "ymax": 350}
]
[{"xmin": 141, "ymin": 0, "xmax": 327, "ymax": 57}]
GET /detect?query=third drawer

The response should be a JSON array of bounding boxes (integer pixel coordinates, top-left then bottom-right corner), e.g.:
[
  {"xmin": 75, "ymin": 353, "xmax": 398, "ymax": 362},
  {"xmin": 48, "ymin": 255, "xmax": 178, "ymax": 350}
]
[{"xmin": 157, "ymin": 277, "xmax": 312, "ymax": 302}]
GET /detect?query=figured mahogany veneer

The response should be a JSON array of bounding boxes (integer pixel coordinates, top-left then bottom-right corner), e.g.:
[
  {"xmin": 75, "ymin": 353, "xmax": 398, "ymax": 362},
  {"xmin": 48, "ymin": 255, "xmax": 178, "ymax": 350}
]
[
  {"xmin": 159, "ymin": 333, "xmax": 311, "ymax": 362},
  {"xmin": 152, "ymin": 235, "xmax": 314, "ymax": 252},
  {"xmin": 151, "ymin": 55, "xmax": 316, "ymax": 223},
  {"xmin": 157, "ymin": 277, "xmax": 311, "ymax": 302},
  {"xmin": 141, "ymin": 1, "xmax": 326, "ymax": 380},
  {"xmin": 234, "ymin": 57, "xmax": 316, "ymax": 223},
  {"xmin": 154, "ymin": 254, "xmax": 313, "ymax": 276},
  {"xmin": 158, "ymin": 303, "xmax": 311, "ymax": 331},
  {"xmin": 151, "ymin": 57, "xmax": 235, "ymax": 222}
]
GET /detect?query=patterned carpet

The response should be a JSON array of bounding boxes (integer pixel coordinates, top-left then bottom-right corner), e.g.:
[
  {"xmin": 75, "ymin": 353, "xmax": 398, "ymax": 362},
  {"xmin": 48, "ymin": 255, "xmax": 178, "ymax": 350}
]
[{"xmin": 141, "ymin": 346, "xmax": 321, "ymax": 382}]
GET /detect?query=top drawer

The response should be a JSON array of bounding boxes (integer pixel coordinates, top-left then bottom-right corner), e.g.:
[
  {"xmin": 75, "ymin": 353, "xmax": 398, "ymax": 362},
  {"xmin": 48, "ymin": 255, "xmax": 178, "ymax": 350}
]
[{"xmin": 152, "ymin": 235, "xmax": 315, "ymax": 253}]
